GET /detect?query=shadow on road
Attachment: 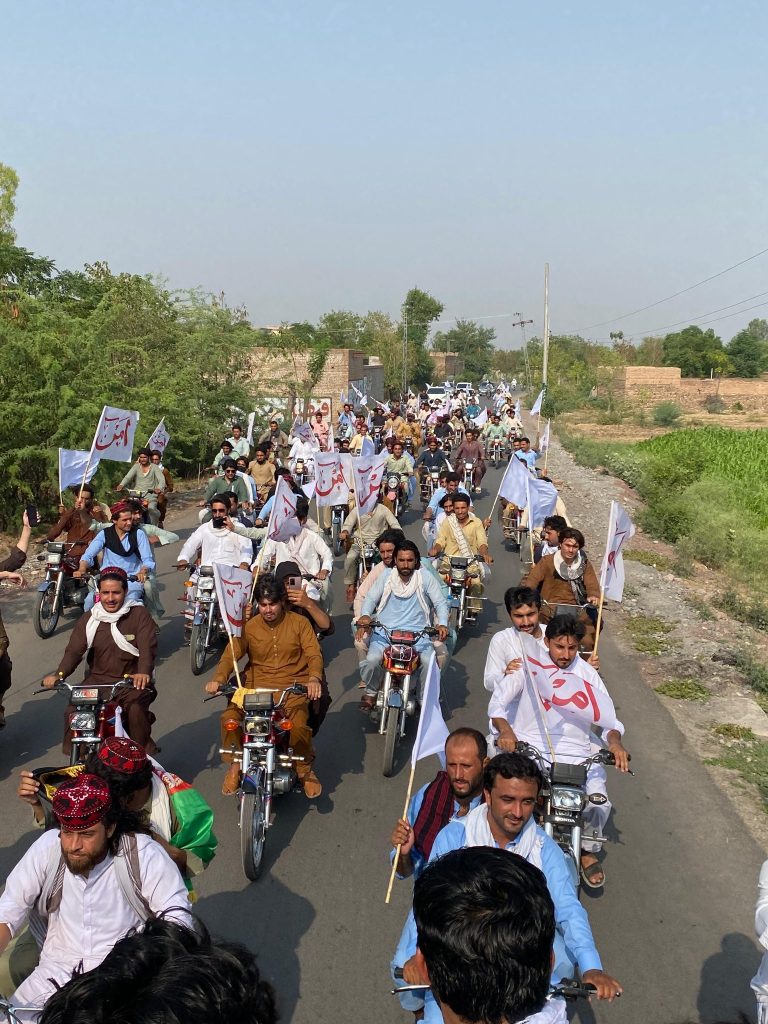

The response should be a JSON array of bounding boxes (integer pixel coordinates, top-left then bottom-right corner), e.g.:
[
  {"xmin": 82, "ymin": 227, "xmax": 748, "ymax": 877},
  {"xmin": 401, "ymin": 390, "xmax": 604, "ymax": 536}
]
[{"xmin": 697, "ymin": 932, "xmax": 761, "ymax": 1023}]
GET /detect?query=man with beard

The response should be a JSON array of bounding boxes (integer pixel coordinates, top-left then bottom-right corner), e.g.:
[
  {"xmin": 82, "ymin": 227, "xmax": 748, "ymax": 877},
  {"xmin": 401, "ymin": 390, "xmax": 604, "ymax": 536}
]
[
  {"xmin": 0, "ymin": 773, "xmax": 192, "ymax": 1016},
  {"xmin": 397, "ymin": 754, "xmax": 623, "ymax": 1024},
  {"xmin": 356, "ymin": 540, "xmax": 448, "ymax": 713}
]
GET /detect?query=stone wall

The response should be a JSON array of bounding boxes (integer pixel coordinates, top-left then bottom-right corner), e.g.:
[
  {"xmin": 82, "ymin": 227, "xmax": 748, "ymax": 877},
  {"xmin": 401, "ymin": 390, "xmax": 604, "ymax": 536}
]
[
  {"xmin": 606, "ymin": 366, "xmax": 681, "ymax": 404},
  {"xmin": 431, "ymin": 351, "xmax": 464, "ymax": 380},
  {"xmin": 678, "ymin": 377, "xmax": 768, "ymax": 412},
  {"xmin": 606, "ymin": 366, "xmax": 768, "ymax": 412}
]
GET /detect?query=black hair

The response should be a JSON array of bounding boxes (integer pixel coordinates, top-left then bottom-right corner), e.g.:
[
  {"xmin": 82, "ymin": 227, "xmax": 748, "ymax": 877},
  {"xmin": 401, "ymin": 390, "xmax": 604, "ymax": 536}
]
[
  {"xmin": 545, "ymin": 614, "xmax": 586, "ymax": 642},
  {"xmin": 446, "ymin": 727, "xmax": 487, "ymax": 760},
  {"xmin": 558, "ymin": 526, "xmax": 585, "ymax": 548},
  {"xmin": 253, "ymin": 575, "xmax": 283, "ymax": 606},
  {"xmin": 294, "ymin": 496, "xmax": 310, "ymax": 520},
  {"xmin": 445, "ymin": 472, "xmax": 460, "ymax": 484},
  {"xmin": 38, "ymin": 918, "xmax": 278, "ymax": 1024},
  {"xmin": 438, "ymin": 493, "xmax": 455, "ymax": 509},
  {"xmin": 452, "ymin": 492, "xmax": 472, "ymax": 506},
  {"xmin": 231, "ymin": 423, "xmax": 242, "ymax": 431},
  {"xmin": 71, "ymin": 483, "xmax": 95, "ymax": 496},
  {"xmin": 221, "ymin": 440, "xmax": 233, "ymax": 449},
  {"xmin": 221, "ymin": 459, "xmax": 238, "ymax": 471},
  {"xmin": 543, "ymin": 515, "xmax": 567, "ymax": 532},
  {"xmin": 209, "ymin": 494, "xmax": 230, "ymax": 509},
  {"xmin": 83, "ymin": 751, "xmax": 153, "ymax": 806},
  {"xmin": 519, "ymin": 436, "xmax": 530, "ymax": 443},
  {"xmin": 483, "ymin": 752, "xmax": 543, "ymax": 795},
  {"xmin": 137, "ymin": 448, "xmax": 151, "ymax": 458},
  {"xmin": 504, "ymin": 586, "xmax": 542, "ymax": 614},
  {"xmin": 393, "ymin": 539, "xmax": 421, "ymax": 568},
  {"xmin": 375, "ymin": 528, "xmax": 405, "ymax": 548},
  {"xmin": 98, "ymin": 570, "xmax": 128, "ymax": 592},
  {"xmin": 413, "ymin": 848, "xmax": 554, "ymax": 1024},
  {"xmin": 150, "ymin": 450, "xmax": 162, "ymax": 459}
]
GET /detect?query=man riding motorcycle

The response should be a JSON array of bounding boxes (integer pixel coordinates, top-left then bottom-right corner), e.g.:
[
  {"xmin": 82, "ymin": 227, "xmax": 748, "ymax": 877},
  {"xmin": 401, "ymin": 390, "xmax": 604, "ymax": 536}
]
[
  {"xmin": 382, "ymin": 440, "xmax": 413, "ymax": 513},
  {"xmin": 452, "ymin": 428, "xmax": 486, "ymax": 494},
  {"xmin": 44, "ymin": 484, "xmax": 108, "ymax": 564},
  {"xmin": 77, "ymin": 501, "xmax": 155, "ymax": 610},
  {"xmin": 247, "ymin": 446, "xmax": 276, "ymax": 503},
  {"xmin": 340, "ymin": 497, "xmax": 400, "ymax": 604},
  {"xmin": 429, "ymin": 492, "xmax": 492, "ymax": 616},
  {"xmin": 117, "ymin": 448, "xmax": 166, "ymax": 526}
]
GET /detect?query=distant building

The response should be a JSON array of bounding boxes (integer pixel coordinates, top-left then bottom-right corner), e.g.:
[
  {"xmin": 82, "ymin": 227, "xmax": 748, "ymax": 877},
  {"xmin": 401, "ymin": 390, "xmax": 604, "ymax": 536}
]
[{"xmin": 431, "ymin": 351, "xmax": 464, "ymax": 381}]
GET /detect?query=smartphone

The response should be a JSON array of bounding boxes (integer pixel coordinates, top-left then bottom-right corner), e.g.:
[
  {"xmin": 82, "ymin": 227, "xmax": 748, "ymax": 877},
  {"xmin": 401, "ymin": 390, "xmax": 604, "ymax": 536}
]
[
  {"xmin": 26, "ymin": 505, "xmax": 39, "ymax": 527},
  {"xmin": 286, "ymin": 576, "xmax": 302, "ymax": 590}
]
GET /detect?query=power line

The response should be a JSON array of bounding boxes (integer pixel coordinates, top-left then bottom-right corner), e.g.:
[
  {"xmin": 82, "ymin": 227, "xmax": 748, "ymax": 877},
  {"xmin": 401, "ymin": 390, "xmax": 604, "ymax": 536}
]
[
  {"xmin": 567, "ymin": 244, "xmax": 768, "ymax": 334},
  {"xmin": 593, "ymin": 289, "xmax": 768, "ymax": 342}
]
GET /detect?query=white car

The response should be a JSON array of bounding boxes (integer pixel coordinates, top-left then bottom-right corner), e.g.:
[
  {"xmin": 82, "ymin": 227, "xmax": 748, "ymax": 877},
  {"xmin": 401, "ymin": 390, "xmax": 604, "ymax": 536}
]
[
  {"xmin": 456, "ymin": 381, "xmax": 473, "ymax": 393},
  {"xmin": 426, "ymin": 385, "xmax": 446, "ymax": 406}
]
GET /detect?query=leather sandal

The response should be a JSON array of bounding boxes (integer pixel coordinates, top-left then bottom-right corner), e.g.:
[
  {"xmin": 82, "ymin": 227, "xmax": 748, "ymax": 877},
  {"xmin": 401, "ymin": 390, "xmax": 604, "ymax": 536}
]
[{"xmin": 301, "ymin": 769, "xmax": 322, "ymax": 799}]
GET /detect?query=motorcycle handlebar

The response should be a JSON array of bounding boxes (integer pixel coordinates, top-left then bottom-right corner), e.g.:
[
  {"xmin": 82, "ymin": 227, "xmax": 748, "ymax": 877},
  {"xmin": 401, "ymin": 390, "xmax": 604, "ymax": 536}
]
[
  {"xmin": 392, "ymin": 971, "xmax": 599, "ymax": 1001},
  {"xmin": 35, "ymin": 676, "xmax": 136, "ymax": 696}
]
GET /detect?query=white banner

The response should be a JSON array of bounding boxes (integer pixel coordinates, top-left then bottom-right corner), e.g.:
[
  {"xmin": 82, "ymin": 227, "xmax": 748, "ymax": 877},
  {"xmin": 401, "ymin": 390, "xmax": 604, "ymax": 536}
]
[
  {"xmin": 267, "ymin": 476, "xmax": 302, "ymax": 542},
  {"xmin": 246, "ymin": 411, "xmax": 256, "ymax": 445},
  {"xmin": 497, "ymin": 452, "xmax": 531, "ymax": 508},
  {"xmin": 525, "ymin": 472, "xmax": 558, "ymax": 529},
  {"xmin": 146, "ymin": 419, "xmax": 170, "ymax": 454},
  {"xmin": 315, "ymin": 452, "xmax": 350, "ymax": 507},
  {"xmin": 514, "ymin": 399, "xmax": 521, "ymax": 420},
  {"xmin": 58, "ymin": 449, "xmax": 100, "ymax": 493},
  {"xmin": 530, "ymin": 389, "xmax": 545, "ymax": 416},
  {"xmin": 539, "ymin": 419, "xmax": 550, "ymax": 452},
  {"xmin": 352, "ymin": 452, "xmax": 388, "ymax": 516},
  {"xmin": 293, "ymin": 421, "xmax": 319, "ymax": 448},
  {"xmin": 92, "ymin": 405, "xmax": 140, "ymax": 463},
  {"xmin": 411, "ymin": 652, "xmax": 448, "ymax": 768},
  {"xmin": 599, "ymin": 500, "xmax": 636, "ymax": 602},
  {"xmin": 213, "ymin": 564, "xmax": 252, "ymax": 638},
  {"xmin": 360, "ymin": 435, "xmax": 375, "ymax": 457},
  {"xmin": 472, "ymin": 408, "xmax": 488, "ymax": 428}
]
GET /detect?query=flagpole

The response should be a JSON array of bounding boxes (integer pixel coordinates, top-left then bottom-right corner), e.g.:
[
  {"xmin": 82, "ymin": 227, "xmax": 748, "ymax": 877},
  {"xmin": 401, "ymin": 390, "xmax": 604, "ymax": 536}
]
[
  {"xmin": 384, "ymin": 763, "xmax": 416, "ymax": 905},
  {"xmin": 78, "ymin": 405, "xmax": 106, "ymax": 501},
  {"xmin": 592, "ymin": 589, "xmax": 605, "ymax": 659},
  {"xmin": 592, "ymin": 501, "xmax": 616, "ymax": 660},
  {"xmin": 226, "ymin": 632, "xmax": 244, "ymax": 688},
  {"xmin": 543, "ymin": 420, "xmax": 550, "ymax": 476}
]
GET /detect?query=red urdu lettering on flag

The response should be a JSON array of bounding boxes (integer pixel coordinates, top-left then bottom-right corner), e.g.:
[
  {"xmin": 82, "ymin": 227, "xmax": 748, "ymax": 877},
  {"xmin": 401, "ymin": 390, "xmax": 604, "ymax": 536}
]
[
  {"xmin": 213, "ymin": 564, "xmax": 252, "ymax": 639},
  {"xmin": 268, "ymin": 476, "xmax": 301, "ymax": 542},
  {"xmin": 315, "ymin": 453, "xmax": 350, "ymax": 507},
  {"xmin": 352, "ymin": 453, "xmax": 388, "ymax": 515},
  {"xmin": 520, "ymin": 641, "xmax": 620, "ymax": 732},
  {"xmin": 92, "ymin": 405, "xmax": 140, "ymax": 463},
  {"xmin": 599, "ymin": 501, "xmax": 636, "ymax": 602}
]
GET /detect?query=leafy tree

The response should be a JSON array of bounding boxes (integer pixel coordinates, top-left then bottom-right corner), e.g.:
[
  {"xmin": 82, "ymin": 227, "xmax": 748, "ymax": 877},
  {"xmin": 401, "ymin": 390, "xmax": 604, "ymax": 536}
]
[
  {"xmin": 0, "ymin": 163, "xmax": 19, "ymax": 244},
  {"xmin": 357, "ymin": 310, "xmax": 401, "ymax": 391},
  {"xmin": 662, "ymin": 326, "xmax": 729, "ymax": 378},
  {"xmin": 0, "ymin": 241, "xmax": 55, "ymax": 298},
  {"xmin": 432, "ymin": 319, "xmax": 495, "ymax": 381},
  {"xmin": 727, "ymin": 319, "xmax": 768, "ymax": 378},
  {"xmin": 634, "ymin": 335, "xmax": 664, "ymax": 365},
  {"xmin": 399, "ymin": 288, "xmax": 444, "ymax": 390},
  {"xmin": 315, "ymin": 309, "xmax": 362, "ymax": 348},
  {"xmin": 492, "ymin": 348, "xmax": 526, "ymax": 378}
]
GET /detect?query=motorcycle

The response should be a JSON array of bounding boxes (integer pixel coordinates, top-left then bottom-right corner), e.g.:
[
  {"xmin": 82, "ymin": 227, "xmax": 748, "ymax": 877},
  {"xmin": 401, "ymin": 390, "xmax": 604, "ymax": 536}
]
[
  {"xmin": 210, "ymin": 682, "xmax": 308, "ymax": 881},
  {"xmin": 489, "ymin": 438, "xmax": 504, "ymax": 469},
  {"xmin": 362, "ymin": 622, "xmax": 438, "ymax": 777},
  {"xmin": 392, "ymin": 968, "xmax": 599, "ymax": 1005},
  {"xmin": 444, "ymin": 554, "xmax": 483, "ymax": 633},
  {"xmin": 357, "ymin": 543, "xmax": 379, "ymax": 586},
  {"xmin": 293, "ymin": 457, "xmax": 312, "ymax": 487},
  {"xmin": 383, "ymin": 472, "xmax": 403, "ymax": 518},
  {"xmin": 515, "ymin": 741, "xmax": 632, "ymax": 892},
  {"xmin": 36, "ymin": 677, "xmax": 138, "ymax": 766},
  {"xmin": 500, "ymin": 502, "xmax": 528, "ymax": 557},
  {"xmin": 331, "ymin": 503, "xmax": 347, "ymax": 557},
  {"xmin": 34, "ymin": 542, "xmax": 91, "ymax": 638},
  {"xmin": 125, "ymin": 488, "xmax": 157, "ymax": 524},
  {"xmin": 373, "ymin": 428, "xmax": 384, "ymax": 454},
  {"xmin": 461, "ymin": 460, "xmax": 475, "ymax": 492},
  {"xmin": 186, "ymin": 565, "xmax": 227, "ymax": 675},
  {"xmin": 420, "ymin": 469, "xmax": 441, "ymax": 506}
]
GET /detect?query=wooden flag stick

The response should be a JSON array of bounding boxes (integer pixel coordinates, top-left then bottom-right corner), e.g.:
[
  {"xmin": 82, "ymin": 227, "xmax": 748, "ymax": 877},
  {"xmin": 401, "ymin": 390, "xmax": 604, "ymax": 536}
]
[
  {"xmin": 385, "ymin": 762, "xmax": 416, "ymax": 905},
  {"xmin": 226, "ymin": 631, "xmax": 244, "ymax": 688},
  {"xmin": 591, "ymin": 589, "xmax": 606, "ymax": 659}
]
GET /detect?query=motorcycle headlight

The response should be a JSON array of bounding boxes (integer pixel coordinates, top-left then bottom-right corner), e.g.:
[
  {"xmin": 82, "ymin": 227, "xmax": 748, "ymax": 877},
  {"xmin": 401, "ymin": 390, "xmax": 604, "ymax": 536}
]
[
  {"xmin": 70, "ymin": 711, "xmax": 97, "ymax": 731},
  {"xmin": 550, "ymin": 786, "xmax": 584, "ymax": 812},
  {"xmin": 198, "ymin": 578, "xmax": 215, "ymax": 591},
  {"xmin": 245, "ymin": 716, "xmax": 271, "ymax": 735},
  {"xmin": 47, "ymin": 553, "xmax": 62, "ymax": 565}
]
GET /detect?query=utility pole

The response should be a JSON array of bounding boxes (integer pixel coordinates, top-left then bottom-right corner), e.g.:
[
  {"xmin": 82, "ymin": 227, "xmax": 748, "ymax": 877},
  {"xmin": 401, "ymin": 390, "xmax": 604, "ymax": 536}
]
[
  {"xmin": 403, "ymin": 309, "xmax": 409, "ymax": 398},
  {"xmin": 512, "ymin": 315, "xmax": 534, "ymax": 391},
  {"xmin": 542, "ymin": 262, "xmax": 550, "ymax": 390}
]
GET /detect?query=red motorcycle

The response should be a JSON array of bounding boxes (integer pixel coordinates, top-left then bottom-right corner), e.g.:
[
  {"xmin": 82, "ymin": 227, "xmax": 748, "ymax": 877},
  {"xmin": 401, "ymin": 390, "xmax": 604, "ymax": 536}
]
[{"xmin": 36, "ymin": 678, "xmax": 138, "ymax": 766}]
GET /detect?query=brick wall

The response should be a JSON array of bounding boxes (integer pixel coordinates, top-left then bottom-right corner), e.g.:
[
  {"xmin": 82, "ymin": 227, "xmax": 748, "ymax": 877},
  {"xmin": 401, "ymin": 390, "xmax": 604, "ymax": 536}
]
[
  {"xmin": 605, "ymin": 365, "xmax": 768, "ymax": 411},
  {"xmin": 432, "ymin": 352, "xmax": 464, "ymax": 380},
  {"xmin": 678, "ymin": 377, "xmax": 768, "ymax": 412}
]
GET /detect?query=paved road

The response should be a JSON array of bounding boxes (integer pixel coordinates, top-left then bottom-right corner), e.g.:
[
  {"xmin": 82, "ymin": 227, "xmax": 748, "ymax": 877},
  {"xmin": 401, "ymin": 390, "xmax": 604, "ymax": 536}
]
[{"xmin": 0, "ymin": 462, "xmax": 764, "ymax": 1024}]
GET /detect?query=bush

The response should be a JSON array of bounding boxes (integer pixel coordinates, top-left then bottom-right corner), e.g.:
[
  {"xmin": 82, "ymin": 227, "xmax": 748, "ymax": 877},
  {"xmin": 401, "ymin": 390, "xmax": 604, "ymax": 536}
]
[
  {"xmin": 703, "ymin": 395, "xmax": 726, "ymax": 414},
  {"xmin": 652, "ymin": 401, "xmax": 682, "ymax": 427},
  {"xmin": 714, "ymin": 591, "xmax": 768, "ymax": 633},
  {"xmin": 655, "ymin": 678, "xmax": 709, "ymax": 700}
]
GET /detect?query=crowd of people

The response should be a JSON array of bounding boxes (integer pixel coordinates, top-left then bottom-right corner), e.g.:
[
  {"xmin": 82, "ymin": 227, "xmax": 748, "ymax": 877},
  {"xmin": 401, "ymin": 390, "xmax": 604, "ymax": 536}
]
[{"xmin": 0, "ymin": 379, "xmax": 734, "ymax": 1024}]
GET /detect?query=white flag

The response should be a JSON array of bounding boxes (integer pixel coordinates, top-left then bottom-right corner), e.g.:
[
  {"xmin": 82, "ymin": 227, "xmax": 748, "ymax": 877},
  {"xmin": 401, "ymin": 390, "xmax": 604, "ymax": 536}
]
[
  {"xmin": 246, "ymin": 412, "xmax": 256, "ymax": 445},
  {"xmin": 293, "ymin": 421, "xmax": 319, "ymax": 448},
  {"xmin": 267, "ymin": 476, "xmax": 302, "ymax": 542},
  {"xmin": 315, "ymin": 452, "xmax": 350, "ymax": 507},
  {"xmin": 91, "ymin": 405, "xmax": 140, "ymax": 463},
  {"xmin": 380, "ymin": 401, "xmax": 390, "ymax": 414},
  {"xmin": 472, "ymin": 408, "xmax": 488, "ymax": 428},
  {"xmin": 352, "ymin": 452, "xmax": 389, "ymax": 516},
  {"xmin": 497, "ymin": 452, "xmax": 531, "ymax": 508},
  {"xmin": 302, "ymin": 480, "xmax": 317, "ymax": 502},
  {"xmin": 539, "ymin": 419, "xmax": 551, "ymax": 452},
  {"xmin": 411, "ymin": 652, "xmax": 448, "ymax": 768},
  {"xmin": 525, "ymin": 473, "xmax": 558, "ymax": 529},
  {"xmin": 514, "ymin": 399, "xmax": 521, "ymax": 420},
  {"xmin": 236, "ymin": 471, "xmax": 258, "ymax": 502},
  {"xmin": 358, "ymin": 394, "xmax": 368, "ymax": 408},
  {"xmin": 599, "ymin": 500, "xmax": 636, "ymax": 602},
  {"xmin": 351, "ymin": 384, "xmax": 364, "ymax": 399},
  {"xmin": 361, "ymin": 435, "xmax": 375, "ymax": 457},
  {"xmin": 59, "ymin": 449, "xmax": 100, "ymax": 493},
  {"xmin": 146, "ymin": 419, "xmax": 170, "ymax": 454},
  {"xmin": 213, "ymin": 564, "xmax": 252, "ymax": 639},
  {"xmin": 530, "ymin": 389, "xmax": 545, "ymax": 416}
]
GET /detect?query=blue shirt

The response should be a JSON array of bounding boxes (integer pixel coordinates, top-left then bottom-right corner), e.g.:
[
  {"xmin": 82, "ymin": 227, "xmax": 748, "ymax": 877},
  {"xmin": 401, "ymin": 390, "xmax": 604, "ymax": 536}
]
[
  {"xmin": 394, "ymin": 816, "xmax": 602, "ymax": 984},
  {"xmin": 515, "ymin": 449, "xmax": 539, "ymax": 470},
  {"xmin": 361, "ymin": 567, "xmax": 449, "ymax": 637},
  {"xmin": 81, "ymin": 527, "xmax": 155, "ymax": 574},
  {"xmin": 390, "ymin": 781, "xmax": 483, "ymax": 880}
]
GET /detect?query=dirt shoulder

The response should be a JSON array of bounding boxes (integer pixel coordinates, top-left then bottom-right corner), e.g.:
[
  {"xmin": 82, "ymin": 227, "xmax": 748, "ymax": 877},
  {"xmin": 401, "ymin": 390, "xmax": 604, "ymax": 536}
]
[{"xmin": 538, "ymin": 419, "xmax": 768, "ymax": 851}]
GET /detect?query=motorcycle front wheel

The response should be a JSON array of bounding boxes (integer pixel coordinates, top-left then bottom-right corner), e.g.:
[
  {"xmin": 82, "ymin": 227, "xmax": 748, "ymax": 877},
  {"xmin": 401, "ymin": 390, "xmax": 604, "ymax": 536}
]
[
  {"xmin": 382, "ymin": 705, "xmax": 400, "ymax": 777},
  {"xmin": 34, "ymin": 587, "xmax": 61, "ymax": 639},
  {"xmin": 240, "ymin": 784, "xmax": 268, "ymax": 881},
  {"xmin": 190, "ymin": 624, "xmax": 208, "ymax": 675},
  {"xmin": 332, "ymin": 521, "xmax": 343, "ymax": 557}
]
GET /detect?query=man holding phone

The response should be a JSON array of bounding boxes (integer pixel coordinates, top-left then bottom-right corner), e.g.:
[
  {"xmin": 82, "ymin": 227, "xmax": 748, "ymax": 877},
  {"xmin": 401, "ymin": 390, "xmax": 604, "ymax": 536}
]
[{"xmin": 0, "ymin": 511, "xmax": 33, "ymax": 727}]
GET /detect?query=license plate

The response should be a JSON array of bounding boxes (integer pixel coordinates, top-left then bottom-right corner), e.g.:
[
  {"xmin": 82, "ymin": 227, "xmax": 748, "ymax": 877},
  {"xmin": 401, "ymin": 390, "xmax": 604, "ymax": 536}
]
[{"xmin": 72, "ymin": 688, "xmax": 99, "ymax": 700}]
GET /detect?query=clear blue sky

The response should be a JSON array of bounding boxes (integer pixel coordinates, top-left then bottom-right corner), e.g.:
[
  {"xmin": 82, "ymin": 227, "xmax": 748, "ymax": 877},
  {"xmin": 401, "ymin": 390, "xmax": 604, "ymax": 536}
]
[{"xmin": 3, "ymin": 0, "xmax": 767, "ymax": 349}]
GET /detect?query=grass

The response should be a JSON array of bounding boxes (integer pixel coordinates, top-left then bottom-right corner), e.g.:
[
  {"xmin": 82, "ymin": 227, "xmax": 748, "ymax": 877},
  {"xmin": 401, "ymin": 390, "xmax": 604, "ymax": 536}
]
[
  {"xmin": 626, "ymin": 614, "xmax": 675, "ymax": 655},
  {"xmin": 708, "ymin": 729, "xmax": 768, "ymax": 811},
  {"xmin": 686, "ymin": 596, "xmax": 715, "ymax": 621},
  {"xmin": 623, "ymin": 548, "xmax": 672, "ymax": 571},
  {"xmin": 732, "ymin": 651, "xmax": 768, "ymax": 698},
  {"xmin": 655, "ymin": 678, "xmax": 710, "ymax": 701},
  {"xmin": 714, "ymin": 590, "xmax": 768, "ymax": 633}
]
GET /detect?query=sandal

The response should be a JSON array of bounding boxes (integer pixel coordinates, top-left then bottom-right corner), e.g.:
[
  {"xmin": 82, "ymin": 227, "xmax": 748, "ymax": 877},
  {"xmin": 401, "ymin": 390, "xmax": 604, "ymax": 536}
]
[
  {"xmin": 359, "ymin": 694, "xmax": 376, "ymax": 714},
  {"xmin": 580, "ymin": 856, "xmax": 605, "ymax": 889}
]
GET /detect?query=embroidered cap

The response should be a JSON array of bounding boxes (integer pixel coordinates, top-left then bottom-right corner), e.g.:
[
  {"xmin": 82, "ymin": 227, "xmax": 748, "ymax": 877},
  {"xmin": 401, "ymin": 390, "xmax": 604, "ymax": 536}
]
[
  {"xmin": 110, "ymin": 500, "xmax": 130, "ymax": 517},
  {"xmin": 99, "ymin": 566, "xmax": 129, "ymax": 586},
  {"xmin": 53, "ymin": 774, "xmax": 112, "ymax": 831},
  {"xmin": 97, "ymin": 736, "xmax": 148, "ymax": 775}
]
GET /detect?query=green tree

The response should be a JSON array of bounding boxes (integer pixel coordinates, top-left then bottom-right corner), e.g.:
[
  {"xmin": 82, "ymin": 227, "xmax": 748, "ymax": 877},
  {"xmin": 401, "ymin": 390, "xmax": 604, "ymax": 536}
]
[
  {"xmin": 635, "ymin": 335, "xmax": 664, "ymax": 365},
  {"xmin": 314, "ymin": 309, "xmax": 362, "ymax": 348},
  {"xmin": 432, "ymin": 319, "xmax": 495, "ymax": 380},
  {"xmin": 0, "ymin": 162, "xmax": 19, "ymax": 243},
  {"xmin": 727, "ymin": 319, "xmax": 768, "ymax": 378},
  {"xmin": 357, "ymin": 310, "xmax": 401, "ymax": 391},
  {"xmin": 492, "ymin": 348, "xmax": 526, "ymax": 378},
  {"xmin": 662, "ymin": 325, "xmax": 729, "ymax": 378},
  {"xmin": 399, "ymin": 288, "xmax": 443, "ymax": 391}
]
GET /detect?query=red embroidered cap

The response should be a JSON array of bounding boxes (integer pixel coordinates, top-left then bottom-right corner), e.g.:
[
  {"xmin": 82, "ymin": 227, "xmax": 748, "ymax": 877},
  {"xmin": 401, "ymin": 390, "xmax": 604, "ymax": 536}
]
[
  {"xmin": 110, "ymin": 500, "xmax": 130, "ymax": 517},
  {"xmin": 53, "ymin": 773, "xmax": 112, "ymax": 831},
  {"xmin": 97, "ymin": 736, "xmax": 148, "ymax": 775}
]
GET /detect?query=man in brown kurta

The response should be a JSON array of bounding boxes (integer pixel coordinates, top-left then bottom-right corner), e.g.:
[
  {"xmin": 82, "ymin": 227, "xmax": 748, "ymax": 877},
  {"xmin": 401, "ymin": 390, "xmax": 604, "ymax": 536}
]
[
  {"xmin": 0, "ymin": 513, "xmax": 32, "ymax": 725},
  {"xmin": 43, "ymin": 569, "xmax": 158, "ymax": 751},
  {"xmin": 45, "ymin": 485, "xmax": 108, "ymax": 563},
  {"xmin": 206, "ymin": 576, "xmax": 324, "ymax": 798},
  {"xmin": 247, "ymin": 447, "xmax": 276, "ymax": 503}
]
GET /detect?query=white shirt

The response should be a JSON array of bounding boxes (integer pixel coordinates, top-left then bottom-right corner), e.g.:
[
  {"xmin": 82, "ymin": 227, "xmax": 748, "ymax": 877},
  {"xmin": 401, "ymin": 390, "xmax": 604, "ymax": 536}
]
[
  {"xmin": 483, "ymin": 625, "xmax": 546, "ymax": 692},
  {"xmin": 289, "ymin": 437, "xmax": 317, "ymax": 462},
  {"xmin": 258, "ymin": 527, "xmax": 332, "ymax": 578},
  {"xmin": 0, "ymin": 830, "xmax": 192, "ymax": 1010},
  {"xmin": 178, "ymin": 521, "xmax": 252, "ymax": 567},
  {"xmin": 487, "ymin": 653, "xmax": 623, "ymax": 762},
  {"xmin": 228, "ymin": 436, "xmax": 250, "ymax": 458}
]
